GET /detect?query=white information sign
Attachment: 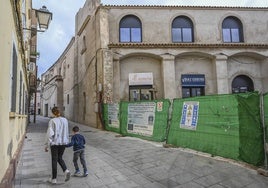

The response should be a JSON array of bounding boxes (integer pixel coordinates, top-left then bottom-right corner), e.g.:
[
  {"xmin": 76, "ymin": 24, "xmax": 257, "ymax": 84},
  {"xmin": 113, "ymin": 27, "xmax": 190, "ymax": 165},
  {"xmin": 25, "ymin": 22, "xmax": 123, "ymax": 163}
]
[
  {"xmin": 157, "ymin": 102, "xmax": 163, "ymax": 112},
  {"xmin": 129, "ymin": 72, "xmax": 153, "ymax": 85},
  {"xmin": 127, "ymin": 102, "xmax": 156, "ymax": 136},
  {"xmin": 180, "ymin": 101, "xmax": 199, "ymax": 130},
  {"xmin": 108, "ymin": 103, "xmax": 119, "ymax": 128}
]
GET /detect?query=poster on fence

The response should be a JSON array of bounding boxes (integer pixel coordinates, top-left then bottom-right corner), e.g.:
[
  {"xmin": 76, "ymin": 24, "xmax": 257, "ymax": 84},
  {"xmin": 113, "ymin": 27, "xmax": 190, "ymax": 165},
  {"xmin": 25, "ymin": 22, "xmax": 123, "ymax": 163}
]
[
  {"xmin": 180, "ymin": 101, "xmax": 199, "ymax": 130},
  {"xmin": 127, "ymin": 102, "xmax": 156, "ymax": 136},
  {"xmin": 108, "ymin": 103, "xmax": 119, "ymax": 128}
]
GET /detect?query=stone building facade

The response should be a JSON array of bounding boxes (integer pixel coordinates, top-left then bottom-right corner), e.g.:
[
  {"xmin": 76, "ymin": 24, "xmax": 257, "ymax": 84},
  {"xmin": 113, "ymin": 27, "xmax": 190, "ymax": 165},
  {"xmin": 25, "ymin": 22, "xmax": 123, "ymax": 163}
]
[
  {"xmin": 41, "ymin": 37, "xmax": 75, "ymax": 118},
  {"xmin": 41, "ymin": 0, "xmax": 268, "ymax": 129}
]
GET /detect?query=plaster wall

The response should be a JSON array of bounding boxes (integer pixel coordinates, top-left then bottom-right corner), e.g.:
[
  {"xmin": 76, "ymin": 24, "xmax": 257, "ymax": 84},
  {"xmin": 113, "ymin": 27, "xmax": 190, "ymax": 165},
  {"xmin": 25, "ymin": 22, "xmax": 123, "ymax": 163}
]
[
  {"xmin": 227, "ymin": 56, "xmax": 263, "ymax": 92},
  {"xmin": 62, "ymin": 41, "xmax": 75, "ymax": 120},
  {"xmin": 75, "ymin": 14, "xmax": 99, "ymax": 127},
  {"xmin": 119, "ymin": 56, "xmax": 163, "ymax": 101},
  {"xmin": 42, "ymin": 84, "xmax": 58, "ymax": 117},
  {"xmin": 261, "ymin": 59, "xmax": 268, "ymax": 92},
  {"xmin": 0, "ymin": 0, "xmax": 29, "ymax": 182},
  {"xmin": 41, "ymin": 61, "xmax": 63, "ymax": 117},
  {"xmin": 175, "ymin": 55, "xmax": 216, "ymax": 97},
  {"xmin": 73, "ymin": 2, "xmax": 114, "ymax": 127},
  {"xmin": 107, "ymin": 7, "xmax": 268, "ymax": 44}
]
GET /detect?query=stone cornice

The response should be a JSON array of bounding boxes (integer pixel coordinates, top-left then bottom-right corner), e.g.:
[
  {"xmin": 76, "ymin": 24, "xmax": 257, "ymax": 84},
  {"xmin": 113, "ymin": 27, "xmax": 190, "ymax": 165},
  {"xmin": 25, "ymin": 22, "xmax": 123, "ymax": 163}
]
[
  {"xmin": 108, "ymin": 43, "xmax": 268, "ymax": 49},
  {"xmin": 102, "ymin": 5, "xmax": 268, "ymax": 10}
]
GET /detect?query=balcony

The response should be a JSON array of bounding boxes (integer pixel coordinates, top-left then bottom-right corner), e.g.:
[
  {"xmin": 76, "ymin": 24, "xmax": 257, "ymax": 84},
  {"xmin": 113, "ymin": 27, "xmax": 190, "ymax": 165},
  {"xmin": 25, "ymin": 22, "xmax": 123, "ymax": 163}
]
[
  {"xmin": 30, "ymin": 51, "xmax": 40, "ymax": 61},
  {"xmin": 29, "ymin": 73, "xmax": 37, "ymax": 94}
]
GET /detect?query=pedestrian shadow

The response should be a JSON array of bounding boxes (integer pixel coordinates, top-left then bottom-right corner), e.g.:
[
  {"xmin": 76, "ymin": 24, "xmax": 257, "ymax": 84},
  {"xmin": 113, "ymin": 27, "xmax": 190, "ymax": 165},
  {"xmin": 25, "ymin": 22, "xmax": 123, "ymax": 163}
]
[
  {"xmin": 15, "ymin": 178, "xmax": 65, "ymax": 186},
  {"xmin": 45, "ymin": 179, "xmax": 65, "ymax": 186},
  {"xmin": 15, "ymin": 173, "xmax": 68, "ymax": 186},
  {"xmin": 71, "ymin": 174, "xmax": 88, "ymax": 178}
]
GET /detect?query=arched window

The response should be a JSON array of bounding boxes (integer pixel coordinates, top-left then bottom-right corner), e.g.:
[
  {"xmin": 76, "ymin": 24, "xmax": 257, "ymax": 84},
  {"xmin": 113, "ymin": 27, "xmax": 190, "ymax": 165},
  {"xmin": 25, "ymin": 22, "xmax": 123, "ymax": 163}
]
[
  {"xmin": 172, "ymin": 16, "xmax": 194, "ymax": 42},
  {"xmin": 232, "ymin": 75, "xmax": 254, "ymax": 93},
  {"xmin": 119, "ymin": 15, "xmax": 142, "ymax": 42},
  {"xmin": 222, "ymin": 16, "xmax": 244, "ymax": 43}
]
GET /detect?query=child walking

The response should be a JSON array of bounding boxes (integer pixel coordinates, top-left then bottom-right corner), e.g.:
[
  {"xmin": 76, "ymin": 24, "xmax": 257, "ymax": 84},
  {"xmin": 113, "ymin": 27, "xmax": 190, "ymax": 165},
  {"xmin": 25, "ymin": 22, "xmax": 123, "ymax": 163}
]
[{"xmin": 66, "ymin": 126, "xmax": 88, "ymax": 177}]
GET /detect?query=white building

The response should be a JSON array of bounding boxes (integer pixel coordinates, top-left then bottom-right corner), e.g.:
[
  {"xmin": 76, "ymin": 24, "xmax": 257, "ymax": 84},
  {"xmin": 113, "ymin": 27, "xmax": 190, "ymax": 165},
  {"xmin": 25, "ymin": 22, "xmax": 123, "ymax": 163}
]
[{"xmin": 0, "ymin": 0, "xmax": 31, "ymax": 186}]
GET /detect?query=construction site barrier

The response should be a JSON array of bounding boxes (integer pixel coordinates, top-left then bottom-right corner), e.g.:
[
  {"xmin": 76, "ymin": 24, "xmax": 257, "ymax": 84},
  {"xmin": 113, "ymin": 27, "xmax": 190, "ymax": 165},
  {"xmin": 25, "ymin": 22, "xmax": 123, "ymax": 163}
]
[
  {"xmin": 103, "ymin": 92, "xmax": 266, "ymax": 166},
  {"xmin": 167, "ymin": 92, "xmax": 264, "ymax": 166}
]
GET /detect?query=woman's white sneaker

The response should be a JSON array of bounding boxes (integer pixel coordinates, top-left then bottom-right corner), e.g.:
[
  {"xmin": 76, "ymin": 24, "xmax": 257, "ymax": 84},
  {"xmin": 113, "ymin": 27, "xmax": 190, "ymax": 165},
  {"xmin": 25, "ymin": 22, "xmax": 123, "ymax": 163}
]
[
  {"xmin": 65, "ymin": 169, "xmax": 71, "ymax": 182},
  {"xmin": 48, "ymin": 178, "xmax": 57, "ymax": 184}
]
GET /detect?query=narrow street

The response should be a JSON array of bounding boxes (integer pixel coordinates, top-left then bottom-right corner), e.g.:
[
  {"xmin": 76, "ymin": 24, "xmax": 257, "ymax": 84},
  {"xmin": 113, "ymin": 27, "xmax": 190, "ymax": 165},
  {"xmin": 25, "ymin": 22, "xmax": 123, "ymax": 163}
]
[{"xmin": 15, "ymin": 116, "xmax": 268, "ymax": 188}]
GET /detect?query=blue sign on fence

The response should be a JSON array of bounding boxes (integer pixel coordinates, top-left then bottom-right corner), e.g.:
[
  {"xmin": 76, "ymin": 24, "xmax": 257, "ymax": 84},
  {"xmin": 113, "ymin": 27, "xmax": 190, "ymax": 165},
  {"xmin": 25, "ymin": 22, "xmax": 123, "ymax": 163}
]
[{"xmin": 180, "ymin": 101, "xmax": 199, "ymax": 130}]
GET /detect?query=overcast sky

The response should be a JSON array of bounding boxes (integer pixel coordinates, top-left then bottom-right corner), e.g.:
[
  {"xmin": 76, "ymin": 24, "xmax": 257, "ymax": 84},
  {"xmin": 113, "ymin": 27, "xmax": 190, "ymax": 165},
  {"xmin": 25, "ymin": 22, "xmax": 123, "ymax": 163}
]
[{"xmin": 33, "ymin": 0, "xmax": 268, "ymax": 77}]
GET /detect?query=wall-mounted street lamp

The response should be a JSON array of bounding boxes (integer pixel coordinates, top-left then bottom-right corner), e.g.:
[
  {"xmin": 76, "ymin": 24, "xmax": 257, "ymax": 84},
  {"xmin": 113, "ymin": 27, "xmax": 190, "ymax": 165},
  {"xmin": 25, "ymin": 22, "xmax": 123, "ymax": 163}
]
[
  {"xmin": 36, "ymin": 6, "xmax": 53, "ymax": 31},
  {"xmin": 25, "ymin": 5, "xmax": 53, "ymax": 123},
  {"xmin": 23, "ymin": 5, "xmax": 53, "ymax": 32}
]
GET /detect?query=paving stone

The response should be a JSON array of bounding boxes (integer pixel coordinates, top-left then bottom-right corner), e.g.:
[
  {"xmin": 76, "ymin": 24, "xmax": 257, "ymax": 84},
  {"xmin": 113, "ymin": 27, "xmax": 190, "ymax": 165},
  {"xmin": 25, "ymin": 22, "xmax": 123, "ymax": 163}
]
[{"xmin": 14, "ymin": 116, "xmax": 268, "ymax": 188}]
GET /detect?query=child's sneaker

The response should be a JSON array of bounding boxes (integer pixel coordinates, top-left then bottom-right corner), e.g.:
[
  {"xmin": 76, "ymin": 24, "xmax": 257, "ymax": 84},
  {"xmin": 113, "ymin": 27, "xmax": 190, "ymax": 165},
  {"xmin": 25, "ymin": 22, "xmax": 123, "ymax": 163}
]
[
  {"xmin": 83, "ymin": 171, "xmax": 88, "ymax": 177},
  {"xmin": 74, "ymin": 170, "xmax": 81, "ymax": 177}
]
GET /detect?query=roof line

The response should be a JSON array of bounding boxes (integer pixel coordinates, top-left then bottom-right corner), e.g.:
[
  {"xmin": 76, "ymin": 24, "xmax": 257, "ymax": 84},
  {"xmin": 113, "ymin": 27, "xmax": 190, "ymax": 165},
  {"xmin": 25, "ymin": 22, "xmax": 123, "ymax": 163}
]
[
  {"xmin": 108, "ymin": 43, "xmax": 268, "ymax": 48},
  {"xmin": 101, "ymin": 4, "xmax": 268, "ymax": 9}
]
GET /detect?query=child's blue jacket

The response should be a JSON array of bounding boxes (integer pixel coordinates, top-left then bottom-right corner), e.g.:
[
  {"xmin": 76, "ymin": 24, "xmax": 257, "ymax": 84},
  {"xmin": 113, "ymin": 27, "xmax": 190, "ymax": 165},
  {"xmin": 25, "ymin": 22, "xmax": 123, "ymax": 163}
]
[{"xmin": 66, "ymin": 133, "xmax": 85, "ymax": 151}]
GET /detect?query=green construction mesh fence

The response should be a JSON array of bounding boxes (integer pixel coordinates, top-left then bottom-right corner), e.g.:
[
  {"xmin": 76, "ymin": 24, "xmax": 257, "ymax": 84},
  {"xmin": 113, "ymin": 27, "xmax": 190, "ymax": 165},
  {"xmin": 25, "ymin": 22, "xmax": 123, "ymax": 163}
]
[
  {"xmin": 264, "ymin": 93, "xmax": 268, "ymax": 143},
  {"xmin": 167, "ymin": 92, "xmax": 264, "ymax": 166},
  {"xmin": 103, "ymin": 103, "xmax": 121, "ymax": 133},
  {"xmin": 237, "ymin": 93, "xmax": 264, "ymax": 166},
  {"xmin": 120, "ymin": 100, "xmax": 170, "ymax": 142},
  {"xmin": 263, "ymin": 93, "xmax": 268, "ymax": 167}
]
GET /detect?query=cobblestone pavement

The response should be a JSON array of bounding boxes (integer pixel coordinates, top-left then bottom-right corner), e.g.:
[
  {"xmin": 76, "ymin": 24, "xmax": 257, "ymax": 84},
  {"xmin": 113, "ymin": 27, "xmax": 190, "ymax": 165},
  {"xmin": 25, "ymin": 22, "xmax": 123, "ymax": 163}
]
[{"xmin": 14, "ymin": 116, "xmax": 268, "ymax": 188}]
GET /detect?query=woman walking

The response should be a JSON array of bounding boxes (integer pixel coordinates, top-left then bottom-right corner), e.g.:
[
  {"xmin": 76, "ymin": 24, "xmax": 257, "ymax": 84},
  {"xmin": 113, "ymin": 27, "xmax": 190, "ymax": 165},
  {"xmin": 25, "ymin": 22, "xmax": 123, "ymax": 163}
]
[{"xmin": 45, "ymin": 106, "xmax": 71, "ymax": 184}]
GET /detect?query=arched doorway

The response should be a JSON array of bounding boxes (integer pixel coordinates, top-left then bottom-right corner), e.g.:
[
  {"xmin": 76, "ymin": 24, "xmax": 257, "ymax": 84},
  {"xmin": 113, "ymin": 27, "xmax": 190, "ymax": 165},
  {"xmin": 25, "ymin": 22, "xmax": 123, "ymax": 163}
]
[{"xmin": 232, "ymin": 75, "xmax": 254, "ymax": 93}]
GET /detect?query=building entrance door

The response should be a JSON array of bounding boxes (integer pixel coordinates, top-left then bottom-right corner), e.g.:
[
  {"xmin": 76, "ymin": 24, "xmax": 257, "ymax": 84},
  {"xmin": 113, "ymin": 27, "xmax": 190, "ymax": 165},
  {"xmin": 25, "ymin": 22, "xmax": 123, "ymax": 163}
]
[
  {"xmin": 129, "ymin": 86, "xmax": 154, "ymax": 101},
  {"xmin": 232, "ymin": 75, "xmax": 254, "ymax": 93},
  {"xmin": 44, "ymin": 104, "xmax": 48, "ymax": 117},
  {"xmin": 182, "ymin": 87, "xmax": 204, "ymax": 98},
  {"xmin": 181, "ymin": 74, "xmax": 205, "ymax": 98}
]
